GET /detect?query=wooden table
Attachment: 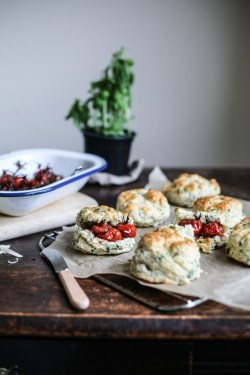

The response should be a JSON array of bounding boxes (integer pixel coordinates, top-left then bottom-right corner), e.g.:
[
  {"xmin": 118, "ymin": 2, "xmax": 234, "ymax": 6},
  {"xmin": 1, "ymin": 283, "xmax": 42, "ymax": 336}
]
[{"xmin": 1, "ymin": 168, "xmax": 250, "ymax": 374}]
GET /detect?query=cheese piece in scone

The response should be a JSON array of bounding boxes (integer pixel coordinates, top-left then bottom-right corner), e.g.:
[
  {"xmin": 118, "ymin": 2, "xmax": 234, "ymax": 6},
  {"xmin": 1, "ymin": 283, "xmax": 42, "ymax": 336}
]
[
  {"xmin": 227, "ymin": 217, "xmax": 250, "ymax": 266},
  {"xmin": 130, "ymin": 224, "xmax": 201, "ymax": 285},
  {"xmin": 174, "ymin": 195, "xmax": 245, "ymax": 253},
  {"xmin": 73, "ymin": 205, "xmax": 136, "ymax": 255},
  {"xmin": 116, "ymin": 188, "xmax": 170, "ymax": 227},
  {"xmin": 162, "ymin": 173, "xmax": 220, "ymax": 208}
]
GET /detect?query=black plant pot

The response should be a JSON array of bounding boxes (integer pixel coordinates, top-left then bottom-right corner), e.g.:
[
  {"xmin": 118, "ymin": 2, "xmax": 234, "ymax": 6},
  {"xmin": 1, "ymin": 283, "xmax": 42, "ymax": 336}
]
[{"xmin": 83, "ymin": 130, "xmax": 136, "ymax": 176}]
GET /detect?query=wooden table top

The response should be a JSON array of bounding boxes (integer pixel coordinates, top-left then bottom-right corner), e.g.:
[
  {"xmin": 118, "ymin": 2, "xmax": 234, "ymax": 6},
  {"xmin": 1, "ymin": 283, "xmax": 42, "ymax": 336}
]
[{"xmin": 1, "ymin": 167, "xmax": 250, "ymax": 341}]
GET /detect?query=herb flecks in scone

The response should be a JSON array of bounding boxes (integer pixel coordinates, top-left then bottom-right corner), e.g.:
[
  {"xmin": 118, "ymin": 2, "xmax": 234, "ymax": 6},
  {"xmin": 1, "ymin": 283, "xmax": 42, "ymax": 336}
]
[
  {"xmin": 130, "ymin": 224, "xmax": 201, "ymax": 285},
  {"xmin": 227, "ymin": 217, "xmax": 250, "ymax": 266},
  {"xmin": 116, "ymin": 188, "xmax": 170, "ymax": 227},
  {"xmin": 174, "ymin": 195, "xmax": 245, "ymax": 253},
  {"xmin": 73, "ymin": 205, "xmax": 136, "ymax": 255},
  {"xmin": 163, "ymin": 173, "xmax": 220, "ymax": 208}
]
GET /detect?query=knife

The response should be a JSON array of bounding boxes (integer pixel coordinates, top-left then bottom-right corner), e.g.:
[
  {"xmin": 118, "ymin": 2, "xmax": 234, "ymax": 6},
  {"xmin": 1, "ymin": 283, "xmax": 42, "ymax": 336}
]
[{"xmin": 41, "ymin": 248, "xmax": 90, "ymax": 310}]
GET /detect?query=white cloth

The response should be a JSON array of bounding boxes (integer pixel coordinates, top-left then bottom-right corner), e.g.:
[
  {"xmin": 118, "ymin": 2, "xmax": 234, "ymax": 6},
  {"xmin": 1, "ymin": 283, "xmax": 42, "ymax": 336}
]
[{"xmin": 88, "ymin": 159, "xmax": 145, "ymax": 185}]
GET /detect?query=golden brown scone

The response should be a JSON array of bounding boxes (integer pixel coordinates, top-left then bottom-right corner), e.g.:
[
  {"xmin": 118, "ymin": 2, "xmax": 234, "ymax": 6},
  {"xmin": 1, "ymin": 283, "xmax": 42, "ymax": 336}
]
[
  {"xmin": 194, "ymin": 195, "xmax": 241, "ymax": 213},
  {"xmin": 227, "ymin": 217, "xmax": 250, "ymax": 266},
  {"xmin": 76, "ymin": 205, "xmax": 133, "ymax": 228},
  {"xmin": 163, "ymin": 173, "xmax": 220, "ymax": 208},
  {"xmin": 174, "ymin": 195, "xmax": 245, "ymax": 254},
  {"xmin": 116, "ymin": 188, "xmax": 170, "ymax": 227},
  {"xmin": 193, "ymin": 195, "xmax": 244, "ymax": 228},
  {"xmin": 73, "ymin": 205, "xmax": 136, "ymax": 255},
  {"xmin": 174, "ymin": 205, "xmax": 228, "ymax": 254},
  {"xmin": 130, "ymin": 224, "xmax": 201, "ymax": 285}
]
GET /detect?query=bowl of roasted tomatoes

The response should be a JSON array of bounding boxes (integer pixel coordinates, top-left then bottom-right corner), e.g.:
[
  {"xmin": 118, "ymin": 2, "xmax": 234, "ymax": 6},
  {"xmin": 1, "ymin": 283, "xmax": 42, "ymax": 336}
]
[{"xmin": 0, "ymin": 148, "xmax": 107, "ymax": 216}]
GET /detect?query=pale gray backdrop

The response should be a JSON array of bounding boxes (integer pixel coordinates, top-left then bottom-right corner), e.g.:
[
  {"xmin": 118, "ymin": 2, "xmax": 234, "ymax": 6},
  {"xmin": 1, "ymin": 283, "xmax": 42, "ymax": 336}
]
[{"xmin": 0, "ymin": 0, "xmax": 249, "ymax": 167}]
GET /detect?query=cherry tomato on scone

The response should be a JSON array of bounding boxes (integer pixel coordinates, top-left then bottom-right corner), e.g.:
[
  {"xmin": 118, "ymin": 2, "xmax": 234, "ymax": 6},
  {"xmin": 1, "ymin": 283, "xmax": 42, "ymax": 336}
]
[
  {"xmin": 92, "ymin": 223, "xmax": 111, "ymax": 234},
  {"xmin": 116, "ymin": 223, "xmax": 137, "ymax": 238},
  {"xmin": 98, "ymin": 228, "xmax": 123, "ymax": 241},
  {"xmin": 202, "ymin": 222, "xmax": 224, "ymax": 237},
  {"xmin": 178, "ymin": 219, "xmax": 203, "ymax": 236}
]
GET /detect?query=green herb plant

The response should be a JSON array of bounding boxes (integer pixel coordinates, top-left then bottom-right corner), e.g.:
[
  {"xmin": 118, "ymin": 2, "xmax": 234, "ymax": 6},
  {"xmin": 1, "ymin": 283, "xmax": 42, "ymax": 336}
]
[{"xmin": 66, "ymin": 48, "xmax": 134, "ymax": 136}]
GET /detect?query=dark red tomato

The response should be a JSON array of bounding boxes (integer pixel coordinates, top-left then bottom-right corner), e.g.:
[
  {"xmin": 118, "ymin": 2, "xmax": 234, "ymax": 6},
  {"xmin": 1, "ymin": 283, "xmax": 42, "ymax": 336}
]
[
  {"xmin": 29, "ymin": 179, "xmax": 41, "ymax": 189},
  {"xmin": 12, "ymin": 176, "xmax": 26, "ymax": 190},
  {"xmin": 116, "ymin": 223, "xmax": 137, "ymax": 238},
  {"xmin": 92, "ymin": 223, "xmax": 111, "ymax": 234},
  {"xmin": 0, "ymin": 163, "xmax": 62, "ymax": 191},
  {"xmin": 202, "ymin": 222, "xmax": 224, "ymax": 237},
  {"xmin": 178, "ymin": 219, "xmax": 203, "ymax": 236},
  {"xmin": 98, "ymin": 228, "xmax": 123, "ymax": 242},
  {"xmin": 0, "ymin": 174, "xmax": 13, "ymax": 184}
]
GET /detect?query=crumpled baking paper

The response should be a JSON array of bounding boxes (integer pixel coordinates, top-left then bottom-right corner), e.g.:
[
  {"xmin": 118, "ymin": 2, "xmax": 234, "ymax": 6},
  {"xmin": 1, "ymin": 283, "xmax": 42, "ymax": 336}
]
[{"xmin": 144, "ymin": 166, "xmax": 171, "ymax": 190}]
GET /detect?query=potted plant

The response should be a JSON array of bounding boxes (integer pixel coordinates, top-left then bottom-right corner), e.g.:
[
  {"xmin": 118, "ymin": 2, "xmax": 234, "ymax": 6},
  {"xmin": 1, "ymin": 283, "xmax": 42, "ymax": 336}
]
[{"xmin": 65, "ymin": 48, "xmax": 136, "ymax": 176}]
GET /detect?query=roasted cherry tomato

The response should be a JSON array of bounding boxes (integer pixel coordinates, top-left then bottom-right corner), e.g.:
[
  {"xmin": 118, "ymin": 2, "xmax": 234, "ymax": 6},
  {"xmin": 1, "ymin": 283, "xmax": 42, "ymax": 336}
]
[
  {"xmin": 91, "ymin": 223, "xmax": 111, "ymax": 234},
  {"xmin": 12, "ymin": 176, "xmax": 26, "ymax": 190},
  {"xmin": 202, "ymin": 222, "xmax": 224, "ymax": 237},
  {"xmin": 0, "ymin": 163, "xmax": 62, "ymax": 191},
  {"xmin": 116, "ymin": 223, "xmax": 137, "ymax": 238},
  {"xmin": 178, "ymin": 219, "xmax": 203, "ymax": 236},
  {"xmin": 98, "ymin": 228, "xmax": 123, "ymax": 242}
]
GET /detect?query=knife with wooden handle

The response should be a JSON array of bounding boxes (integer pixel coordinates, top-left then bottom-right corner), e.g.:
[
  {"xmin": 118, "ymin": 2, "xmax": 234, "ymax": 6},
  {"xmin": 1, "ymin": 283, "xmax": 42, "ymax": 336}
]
[{"xmin": 41, "ymin": 248, "xmax": 90, "ymax": 310}]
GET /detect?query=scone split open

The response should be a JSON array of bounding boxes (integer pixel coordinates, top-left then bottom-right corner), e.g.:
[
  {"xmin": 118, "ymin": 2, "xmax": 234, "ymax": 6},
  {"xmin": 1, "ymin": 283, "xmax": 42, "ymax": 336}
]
[
  {"xmin": 174, "ymin": 195, "xmax": 245, "ymax": 253},
  {"xmin": 73, "ymin": 205, "xmax": 137, "ymax": 255}
]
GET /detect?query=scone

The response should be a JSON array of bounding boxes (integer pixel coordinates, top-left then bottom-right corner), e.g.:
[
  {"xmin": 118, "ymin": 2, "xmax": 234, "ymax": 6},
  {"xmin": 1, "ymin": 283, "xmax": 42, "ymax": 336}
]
[
  {"xmin": 227, "ymin": 217, "xmax": 250, "ymax": 266},
  {"xmin": 162, "ymin": 173, "xmax": 221, "ymax": 208},
  {"xmin": 116, "ymin": 188, "xmax": 170, "ymax": 227},
  {"xmin": 73, "ymin": 205, "xmax": 136, "ymax": 255},
  {"xmin": 174, "ymin": 195, "xmax": 245, "ymax": 253},
  {"xmin": 193, "ymin": 195, "xmax": 244, "ymax": 228},
  {"xmin": 130, "ymin": 224, "xmax": 201, "ymax": 285}
]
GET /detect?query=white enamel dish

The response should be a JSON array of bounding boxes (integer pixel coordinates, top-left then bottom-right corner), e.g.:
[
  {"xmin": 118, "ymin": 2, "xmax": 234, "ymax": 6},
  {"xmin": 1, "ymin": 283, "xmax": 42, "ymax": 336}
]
[{"xmin": 0, "ymin": 148, "xmax": 107, "ymax": 216}]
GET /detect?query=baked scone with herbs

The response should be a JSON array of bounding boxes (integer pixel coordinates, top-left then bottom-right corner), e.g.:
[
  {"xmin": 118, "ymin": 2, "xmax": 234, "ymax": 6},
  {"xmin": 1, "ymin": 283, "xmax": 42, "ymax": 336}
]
[
  {"xmin": 116, "ymin": 188, "xmax": 170, "ymax": 227},
  {"xmin": 227, "ymin": 217, "xmax": 250, "ymax": 266},
  {"xmin": 162, "ymin": 173, "xmax": 220, "ymax": 208},
  {"xmin": 174, "ymin": 195, "xmax": 245, "ymax": 253},
  {"xmin": 130, "ymin": 224, "xmax": 201, "ymax": 285},
  {"xmin": 193, "ymin": 195, "xmax": 244, "ymax": 228},
  {"xmin": 73, "ymin": 205, "xmax": 137, "ymax": 255}
]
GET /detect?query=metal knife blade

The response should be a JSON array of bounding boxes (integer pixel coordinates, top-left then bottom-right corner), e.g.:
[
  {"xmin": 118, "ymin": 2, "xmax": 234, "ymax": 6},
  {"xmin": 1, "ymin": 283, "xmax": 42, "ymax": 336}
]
[
  {"xmin": 41, "ymin": 248, "xmax": 90, "ymax": 310},
  {"xmin": 41, "ymin": 248, "xmax": 69, "ymax": 272}
]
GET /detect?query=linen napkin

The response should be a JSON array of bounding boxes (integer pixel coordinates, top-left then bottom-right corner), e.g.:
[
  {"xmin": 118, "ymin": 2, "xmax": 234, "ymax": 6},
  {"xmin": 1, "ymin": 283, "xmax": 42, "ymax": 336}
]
[{"xmin": 88, "ymin": 159, "xmax": 145, "ymax": 185}]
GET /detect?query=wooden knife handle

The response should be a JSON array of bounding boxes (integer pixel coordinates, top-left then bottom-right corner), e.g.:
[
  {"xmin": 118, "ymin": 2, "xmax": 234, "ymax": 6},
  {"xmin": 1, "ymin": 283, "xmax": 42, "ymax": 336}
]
[{"xmin": 58, "ymin": 269, "xmax": 90, "ymax": 310}]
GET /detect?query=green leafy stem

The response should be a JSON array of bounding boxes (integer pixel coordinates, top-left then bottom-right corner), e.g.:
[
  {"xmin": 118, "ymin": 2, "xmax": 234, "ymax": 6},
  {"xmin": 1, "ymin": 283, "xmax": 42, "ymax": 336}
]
[{"xmin": 66, "ymin": 48, "xmax": 134, "ymax": 137}]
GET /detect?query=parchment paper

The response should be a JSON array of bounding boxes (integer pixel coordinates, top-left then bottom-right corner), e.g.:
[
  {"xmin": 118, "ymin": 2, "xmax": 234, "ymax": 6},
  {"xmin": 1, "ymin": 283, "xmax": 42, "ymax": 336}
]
[{"xmin": 47, "ymin": 199, "xmax": 250, "ymax": 312}]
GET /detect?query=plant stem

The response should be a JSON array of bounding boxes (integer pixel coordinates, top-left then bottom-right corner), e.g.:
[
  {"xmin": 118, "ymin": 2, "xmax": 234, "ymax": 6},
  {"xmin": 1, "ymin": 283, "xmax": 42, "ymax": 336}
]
[{"xmin": 102, "ymin": 100, "xmax": 108, "ymax": 129}]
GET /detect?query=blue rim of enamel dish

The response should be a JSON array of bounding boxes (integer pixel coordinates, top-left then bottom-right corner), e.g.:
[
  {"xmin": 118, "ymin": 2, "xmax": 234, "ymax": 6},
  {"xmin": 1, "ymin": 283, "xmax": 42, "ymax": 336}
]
[{"xmin": 0, "ymin": 161, "xmax": 108, "ymax": 197}]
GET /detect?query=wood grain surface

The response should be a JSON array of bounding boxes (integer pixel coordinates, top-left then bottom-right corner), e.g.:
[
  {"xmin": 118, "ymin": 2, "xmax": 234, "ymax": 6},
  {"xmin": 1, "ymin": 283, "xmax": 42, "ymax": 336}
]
[{"xmin": 1, "ymin": 168, "xmax": 250, "ymax": 341}]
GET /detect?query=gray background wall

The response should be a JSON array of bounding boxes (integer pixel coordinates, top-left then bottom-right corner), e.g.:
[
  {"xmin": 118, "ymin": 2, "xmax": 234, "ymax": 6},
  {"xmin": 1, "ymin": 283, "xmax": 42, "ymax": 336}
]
[{"xmin": 1, "ymin": 0, "xmax": 249, "ymax": 167}]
